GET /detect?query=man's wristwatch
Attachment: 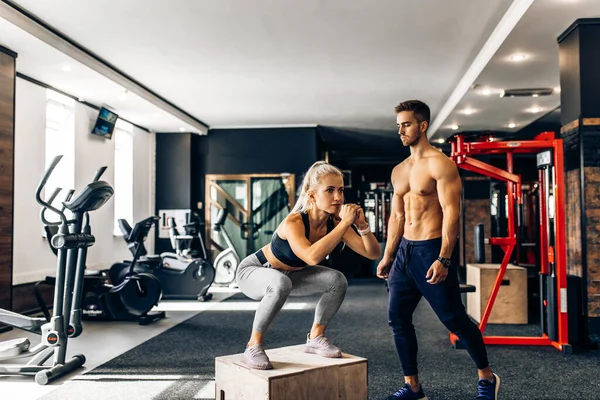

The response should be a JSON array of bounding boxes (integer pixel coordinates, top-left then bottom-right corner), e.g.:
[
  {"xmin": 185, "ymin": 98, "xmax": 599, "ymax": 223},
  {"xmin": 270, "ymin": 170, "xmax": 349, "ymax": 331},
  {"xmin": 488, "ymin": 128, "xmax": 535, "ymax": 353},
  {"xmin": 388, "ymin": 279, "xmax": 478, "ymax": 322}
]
[{"xmin": 437, "ymin": 256, "xmax": 452, "ymax": 268}]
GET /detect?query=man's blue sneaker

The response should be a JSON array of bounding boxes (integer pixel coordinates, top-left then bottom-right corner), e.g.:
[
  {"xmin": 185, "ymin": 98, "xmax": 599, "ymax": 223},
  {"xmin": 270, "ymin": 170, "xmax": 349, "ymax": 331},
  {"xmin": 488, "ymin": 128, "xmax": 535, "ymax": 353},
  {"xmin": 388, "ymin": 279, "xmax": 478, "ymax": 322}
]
[
  {"xmin": 476, "ymin": 373, "xmax": 500, "ymax": 399},
  {"xmin": 384, "ymin": 383, "xmax": 428, "ymax": 400}
]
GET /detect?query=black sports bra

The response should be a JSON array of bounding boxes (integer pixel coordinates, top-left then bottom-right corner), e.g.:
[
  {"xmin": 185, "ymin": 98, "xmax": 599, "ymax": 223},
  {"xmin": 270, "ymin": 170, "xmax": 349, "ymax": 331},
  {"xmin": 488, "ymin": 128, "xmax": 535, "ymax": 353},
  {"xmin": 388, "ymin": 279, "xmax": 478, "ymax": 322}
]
[{"xmin": 271, "ymin": 213, "xmax": 334, "ymax": 267}]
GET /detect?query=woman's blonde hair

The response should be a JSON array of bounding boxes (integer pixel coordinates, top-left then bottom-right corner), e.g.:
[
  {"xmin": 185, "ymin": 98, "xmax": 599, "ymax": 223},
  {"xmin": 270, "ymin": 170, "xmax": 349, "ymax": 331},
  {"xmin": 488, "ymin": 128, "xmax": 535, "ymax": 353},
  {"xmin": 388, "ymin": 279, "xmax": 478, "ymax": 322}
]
[{"xmin": 291, "ymin": 161, "xmax": 344, "ymax": 213}]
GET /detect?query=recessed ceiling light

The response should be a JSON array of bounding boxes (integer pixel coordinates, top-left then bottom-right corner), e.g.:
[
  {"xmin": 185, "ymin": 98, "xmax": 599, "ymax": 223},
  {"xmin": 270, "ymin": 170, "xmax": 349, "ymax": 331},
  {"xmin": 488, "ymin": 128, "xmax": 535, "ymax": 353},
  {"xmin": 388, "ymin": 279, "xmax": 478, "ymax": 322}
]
[
  {"xmin": 427, "ymin": 1, "xmax": 533, "ymax": 137},
  {"xmin": 61, "ymin": 64, "xmax": 72, "ymax": 72},
  {"xmin": 527, "ymin": 107, "xmax": 542, "ymax": 113},
  {"xmin": 532, "ymin": 94, "xmax": 539, "ymax": 97},
  {"xmin": 437, "ymin": 138, "xmax": 445, "ymax": 144},
  {"xmin": 451, "ymin": 124, "xmax": 459, "ymax": 130},
  {"xmin": 179, "ymin": 127, "xmax": 186, "ymax": 132},
  {"xmin": 554, "ymin": 86, "xmax": 561, "ymax": 94},
  {"xmin": 510, "ymin": 54, "xmax": 526, "ymax": 62},
  {"xmin": 508, "ymin": 123, "xmax": 516, "ymax": 128},
  {"xmin": 461, "ymin": 108, "xmax": 476, "ymax": 115},
  {"xmin": 482, "ymin": 89, "xmax": 492, "ymax": 95}
]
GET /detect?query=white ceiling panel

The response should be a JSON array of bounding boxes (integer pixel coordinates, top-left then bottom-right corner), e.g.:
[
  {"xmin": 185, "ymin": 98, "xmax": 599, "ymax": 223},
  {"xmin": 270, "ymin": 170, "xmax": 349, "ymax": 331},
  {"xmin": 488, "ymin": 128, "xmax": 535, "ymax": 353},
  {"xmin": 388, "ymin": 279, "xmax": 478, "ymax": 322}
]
[
  {"xmin": 4, "ymin": 0, "xmax": 513, "ymax": 132},
  {"xmin": 2, "ymin": 0, "xmax": 598, "ymax": 140},
  {"xmin": 434, "ymin": 0, "xmax": 600, "ymax": 140}
]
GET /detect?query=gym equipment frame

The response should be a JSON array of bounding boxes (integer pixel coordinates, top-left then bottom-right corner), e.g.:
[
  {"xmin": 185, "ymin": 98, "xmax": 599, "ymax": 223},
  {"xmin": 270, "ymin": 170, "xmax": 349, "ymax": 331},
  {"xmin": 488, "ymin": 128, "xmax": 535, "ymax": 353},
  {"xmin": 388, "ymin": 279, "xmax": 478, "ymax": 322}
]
[
  {"xmin": 449, "ymin": 132, "xmax": 570, "ymax": 353},
  {"xmin": 205, "ymin": 174, "xmax": 296, "ymax": 257}
]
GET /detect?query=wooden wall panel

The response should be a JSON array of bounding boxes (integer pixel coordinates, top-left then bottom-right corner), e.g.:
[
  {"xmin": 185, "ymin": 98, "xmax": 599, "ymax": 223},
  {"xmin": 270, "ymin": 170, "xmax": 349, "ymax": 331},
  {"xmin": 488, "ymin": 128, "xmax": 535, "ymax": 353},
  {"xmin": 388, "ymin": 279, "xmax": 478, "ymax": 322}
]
[{"xmin": 0, "ymin": 48, "xmax": 16, "ymax": 311}]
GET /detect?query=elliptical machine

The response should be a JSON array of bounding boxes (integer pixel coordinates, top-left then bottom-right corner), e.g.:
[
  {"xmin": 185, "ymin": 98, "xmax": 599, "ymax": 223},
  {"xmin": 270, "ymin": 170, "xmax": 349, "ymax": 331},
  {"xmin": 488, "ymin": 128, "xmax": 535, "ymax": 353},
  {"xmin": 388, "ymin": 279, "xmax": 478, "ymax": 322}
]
[
  {"xmin": 111, "ymin": 216, "xmax": 215, "ymax": 301},
  {"xmin": 212, "ymin": 209, "xmax": 240, "ymax": 286},
  {"xmin": 0, "ymin": 155, "xmax": 112, "ymax": 384},
  {"xmin": 35, "ymin": 188, "xmax": 111, "ymax": 323},
  {"xmin": 34, "ymin": 168, "xmax": 165, "ymax": 326}
]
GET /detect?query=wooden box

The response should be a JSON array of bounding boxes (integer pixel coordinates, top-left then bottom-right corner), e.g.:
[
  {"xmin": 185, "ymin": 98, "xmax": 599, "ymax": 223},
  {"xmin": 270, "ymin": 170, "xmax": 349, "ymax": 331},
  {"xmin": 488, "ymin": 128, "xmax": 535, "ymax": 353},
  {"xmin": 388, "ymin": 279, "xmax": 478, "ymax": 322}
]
[
  {"xmin": 466, "ymin": 263, "xmax": 528, "ymax": 324},
  {"xmin": 215, "ymin": 344, "xmax": 368, "ymax": 400}
]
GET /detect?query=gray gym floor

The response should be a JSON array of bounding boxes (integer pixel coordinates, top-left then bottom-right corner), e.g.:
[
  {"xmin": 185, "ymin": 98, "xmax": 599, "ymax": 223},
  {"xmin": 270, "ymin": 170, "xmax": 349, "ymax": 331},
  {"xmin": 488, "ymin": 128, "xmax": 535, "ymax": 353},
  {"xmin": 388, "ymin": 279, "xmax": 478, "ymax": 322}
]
[
  {"xmin": 1, "ymin": 281, "xmax": 599, "ymax": 399},
  {"xmin": 0, "ymin": 287, "xmax": 238, "ymax": 400}
]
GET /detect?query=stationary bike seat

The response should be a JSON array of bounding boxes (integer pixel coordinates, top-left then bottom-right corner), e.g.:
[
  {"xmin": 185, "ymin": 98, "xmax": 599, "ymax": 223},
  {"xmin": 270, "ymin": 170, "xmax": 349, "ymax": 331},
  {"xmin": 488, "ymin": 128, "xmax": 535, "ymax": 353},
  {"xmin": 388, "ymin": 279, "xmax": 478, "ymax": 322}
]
[
  {"xmin": 139, "ymin": 255, "xmax": 162, "ymax": 266},
  {"xmin": 160, "ymin": 256, "xmax": 189, "ymax": 271}
]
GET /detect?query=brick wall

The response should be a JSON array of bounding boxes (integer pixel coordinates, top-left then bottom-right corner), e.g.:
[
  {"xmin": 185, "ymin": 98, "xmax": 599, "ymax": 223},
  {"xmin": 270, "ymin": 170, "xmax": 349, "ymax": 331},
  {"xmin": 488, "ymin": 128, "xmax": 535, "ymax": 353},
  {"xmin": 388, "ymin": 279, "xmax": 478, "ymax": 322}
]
[
  {"xmin": 584, "ymin": 166, "xmax": 600, "ymax": 317},
  {"xmin": 566, "ymin": 169, "xmax": 582, "ymax": 277},
  {"xmin": 563, "ymin": 128, "xmax": 600, "ymax": 326}
]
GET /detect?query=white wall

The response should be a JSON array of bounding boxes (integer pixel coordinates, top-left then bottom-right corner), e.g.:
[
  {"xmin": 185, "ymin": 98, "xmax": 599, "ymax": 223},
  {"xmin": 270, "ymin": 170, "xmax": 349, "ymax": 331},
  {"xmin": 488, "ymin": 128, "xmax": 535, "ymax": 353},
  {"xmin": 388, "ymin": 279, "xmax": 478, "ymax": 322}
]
[
  {"xmin": 13, "ymin": 79, "xmax": 156, "ymax": 284},
  {"xmin": 13, "ymin": 79, "xmax": 51, "ymax": 284}
]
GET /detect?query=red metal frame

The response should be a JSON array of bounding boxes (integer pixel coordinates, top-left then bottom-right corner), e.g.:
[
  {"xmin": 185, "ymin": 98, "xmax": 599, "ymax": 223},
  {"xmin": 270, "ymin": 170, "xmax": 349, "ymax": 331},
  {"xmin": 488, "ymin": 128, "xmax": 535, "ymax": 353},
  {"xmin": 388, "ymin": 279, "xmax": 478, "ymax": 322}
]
[{"xmin": 449, "ymin": 132, "xmax": 569, "ymax": 352}]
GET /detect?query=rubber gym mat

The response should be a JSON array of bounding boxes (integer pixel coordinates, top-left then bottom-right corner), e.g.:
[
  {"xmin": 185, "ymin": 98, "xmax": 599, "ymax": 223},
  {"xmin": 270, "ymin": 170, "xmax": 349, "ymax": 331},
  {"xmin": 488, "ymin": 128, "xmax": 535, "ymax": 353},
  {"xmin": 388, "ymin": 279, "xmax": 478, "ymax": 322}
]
[{"xmin": 86, "ymin": 279, "xmax": 600, "ymax": 400}]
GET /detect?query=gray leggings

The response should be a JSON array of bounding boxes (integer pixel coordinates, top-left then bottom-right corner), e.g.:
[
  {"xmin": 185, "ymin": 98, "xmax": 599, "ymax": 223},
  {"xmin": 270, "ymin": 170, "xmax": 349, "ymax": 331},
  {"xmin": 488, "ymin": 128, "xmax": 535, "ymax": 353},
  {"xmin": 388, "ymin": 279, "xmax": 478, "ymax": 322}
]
[{"xmin": 235, "ymin": 254, "xmax": 348, "ymax": 334}]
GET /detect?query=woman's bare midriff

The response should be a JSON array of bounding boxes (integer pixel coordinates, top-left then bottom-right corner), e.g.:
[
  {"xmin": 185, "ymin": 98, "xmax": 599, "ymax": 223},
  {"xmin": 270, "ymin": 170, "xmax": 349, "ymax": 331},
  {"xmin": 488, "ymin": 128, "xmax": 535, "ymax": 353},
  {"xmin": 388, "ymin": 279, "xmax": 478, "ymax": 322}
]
[{"xmin": 261, "ymin": 244, "xmax": 307, "ymax": 271}]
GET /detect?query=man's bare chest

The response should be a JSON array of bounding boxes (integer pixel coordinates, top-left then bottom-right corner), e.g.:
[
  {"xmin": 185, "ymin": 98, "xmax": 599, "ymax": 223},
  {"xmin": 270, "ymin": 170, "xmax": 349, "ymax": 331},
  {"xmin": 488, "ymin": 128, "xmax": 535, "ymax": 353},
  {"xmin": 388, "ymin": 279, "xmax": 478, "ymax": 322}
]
[{"xmin": 397, "ymin": 163, "xmax": 437, "ymax": 197}]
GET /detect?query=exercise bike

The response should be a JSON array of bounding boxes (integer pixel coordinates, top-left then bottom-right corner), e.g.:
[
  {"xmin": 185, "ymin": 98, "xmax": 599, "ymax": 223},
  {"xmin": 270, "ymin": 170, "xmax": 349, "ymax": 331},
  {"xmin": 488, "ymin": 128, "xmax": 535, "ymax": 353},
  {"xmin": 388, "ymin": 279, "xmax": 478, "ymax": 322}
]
[
  {"xmin": 163, "ymin": 212, "xmax": 205, "ymax": 259},
  {"xmin": 212, "ymin": 209, "xmax": 241, "ymax": 286},
  {"xmin": 35, "ymin": 169, "xmax": 165, "ymax": 326},
  {"xmin": 111, "ymin": 216, "xmax": 215, "ymax": 301},
  {"xmin": 162, "ymin": 213, "xmax": 215, "ymax": 300},
  {"xmin": 0, "ymin": 155, "xmax": 112, "ymax": 384}
]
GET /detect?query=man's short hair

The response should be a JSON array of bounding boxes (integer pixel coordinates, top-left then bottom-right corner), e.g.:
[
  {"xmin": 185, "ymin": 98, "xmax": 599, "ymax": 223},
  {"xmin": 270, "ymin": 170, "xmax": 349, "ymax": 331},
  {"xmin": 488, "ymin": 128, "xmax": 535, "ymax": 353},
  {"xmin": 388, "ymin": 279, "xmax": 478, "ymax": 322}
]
[{"xmin": 395, "ymin": 100, "xmax": 431, "ymax": 127}]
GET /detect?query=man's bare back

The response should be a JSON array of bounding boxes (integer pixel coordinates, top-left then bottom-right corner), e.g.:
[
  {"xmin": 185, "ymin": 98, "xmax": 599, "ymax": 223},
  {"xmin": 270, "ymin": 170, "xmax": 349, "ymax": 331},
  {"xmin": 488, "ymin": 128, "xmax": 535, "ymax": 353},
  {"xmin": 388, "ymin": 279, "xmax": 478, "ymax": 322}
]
[{"xmin": 392, "ymin": 149, "xmax": 461, "ymax": 242}]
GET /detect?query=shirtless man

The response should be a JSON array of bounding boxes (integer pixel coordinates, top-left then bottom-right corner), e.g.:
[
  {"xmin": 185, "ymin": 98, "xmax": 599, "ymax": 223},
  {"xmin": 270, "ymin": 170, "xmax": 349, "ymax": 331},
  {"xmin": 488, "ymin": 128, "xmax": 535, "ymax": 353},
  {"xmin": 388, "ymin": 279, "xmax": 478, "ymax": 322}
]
[{"xmin": 377, "ymin": 100, "xmax": 500, "ymax": 400}]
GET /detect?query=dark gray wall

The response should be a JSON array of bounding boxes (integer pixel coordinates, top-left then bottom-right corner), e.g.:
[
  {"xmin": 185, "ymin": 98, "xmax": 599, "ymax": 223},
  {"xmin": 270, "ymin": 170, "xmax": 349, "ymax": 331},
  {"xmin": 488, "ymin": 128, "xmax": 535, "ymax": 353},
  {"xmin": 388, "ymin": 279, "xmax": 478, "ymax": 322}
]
[
  {"xmin": 204, "ymin": 127, "xmax": 318, "ymax": 177},
  {"xmin": 155, "ymin": 128, "xmax": 319, "ymax": 253},
  {"xmin": 156, "ymin": 133, "xmax": 192, "ymax": 210}
]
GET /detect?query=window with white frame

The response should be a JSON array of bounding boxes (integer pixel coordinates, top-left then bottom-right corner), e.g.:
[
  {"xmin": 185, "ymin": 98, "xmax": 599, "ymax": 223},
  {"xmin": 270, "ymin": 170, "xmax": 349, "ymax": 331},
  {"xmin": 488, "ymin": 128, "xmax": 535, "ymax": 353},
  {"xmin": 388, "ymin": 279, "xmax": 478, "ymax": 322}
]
[
  {"xmin": 45, "ymin": 89, "xmax": 75, "ymax": 208},
  {"xmin": 113, "ymin": 120, "xmax": 134, "ymax": 235}
]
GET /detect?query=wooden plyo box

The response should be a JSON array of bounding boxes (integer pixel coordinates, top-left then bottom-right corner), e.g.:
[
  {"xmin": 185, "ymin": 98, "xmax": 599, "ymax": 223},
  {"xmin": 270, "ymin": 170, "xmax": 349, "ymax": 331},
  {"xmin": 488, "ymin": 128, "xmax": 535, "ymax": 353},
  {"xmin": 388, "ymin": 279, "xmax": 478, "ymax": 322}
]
[
  {"xmin": 215, "ymin": 344, "xmax": 368, "ymax": 400},
  {"xmin": 466, "ymin": 263, "xmax": 528, "ymax": 324}
]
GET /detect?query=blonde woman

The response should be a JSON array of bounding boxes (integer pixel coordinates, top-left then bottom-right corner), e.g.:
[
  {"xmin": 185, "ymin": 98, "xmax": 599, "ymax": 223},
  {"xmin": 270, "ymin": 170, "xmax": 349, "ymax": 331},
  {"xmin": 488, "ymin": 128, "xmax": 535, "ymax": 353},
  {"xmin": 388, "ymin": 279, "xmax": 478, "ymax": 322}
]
[{"xmin": 235, "ymin": 161, "xmax": 381, "ymax": 370}]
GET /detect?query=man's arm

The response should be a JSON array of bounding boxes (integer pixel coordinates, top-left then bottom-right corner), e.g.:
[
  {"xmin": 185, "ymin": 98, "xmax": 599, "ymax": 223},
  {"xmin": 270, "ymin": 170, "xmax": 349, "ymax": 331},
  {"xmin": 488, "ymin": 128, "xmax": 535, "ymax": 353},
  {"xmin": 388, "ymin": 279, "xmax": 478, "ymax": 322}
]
[
  {"xmin": 376, "ymin": 165, "xmax": 406, "ymax": 279},
  {"xmin": 433, "ymin": 157, "xmax": 462, "ymax": 259},
  {"xmin": 383, "ymin": 165, "xmax": 406, "ymax": 260},
  {"xmin": 384, "ymin": 192, "xmax": 405, "ymax": 260}
]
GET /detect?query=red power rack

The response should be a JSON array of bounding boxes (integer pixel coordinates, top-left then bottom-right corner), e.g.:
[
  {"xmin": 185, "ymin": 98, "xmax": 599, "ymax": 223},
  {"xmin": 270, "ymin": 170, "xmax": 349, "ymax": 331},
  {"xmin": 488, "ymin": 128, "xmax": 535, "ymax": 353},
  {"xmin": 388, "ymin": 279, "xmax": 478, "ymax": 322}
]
[{"xmin": 449, "ymin": 132, "xmax": 569, "ymax": 352}]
